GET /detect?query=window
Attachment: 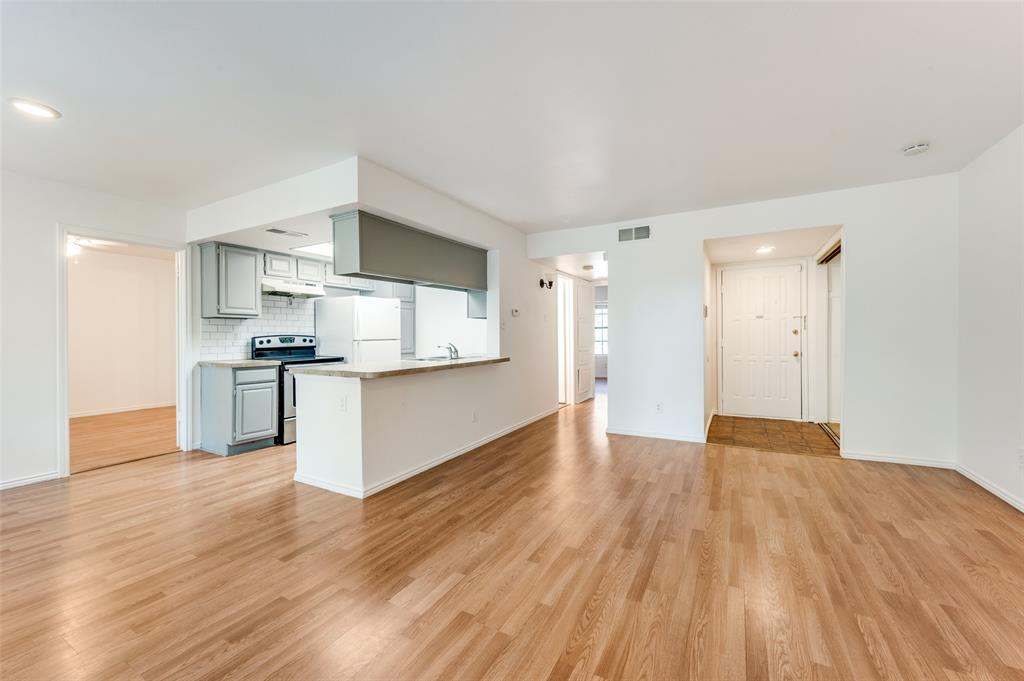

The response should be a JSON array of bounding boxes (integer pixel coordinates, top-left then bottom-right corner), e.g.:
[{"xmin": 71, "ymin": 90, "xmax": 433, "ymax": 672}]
[{"xmin": 594, "ymin": 303, "xmax": 608, "ymax": 355}]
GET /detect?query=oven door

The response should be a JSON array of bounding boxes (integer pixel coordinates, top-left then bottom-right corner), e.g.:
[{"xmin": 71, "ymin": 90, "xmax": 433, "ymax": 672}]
[{"xmin": 283, "ymin": 367, "xmax": 297, "ymax": 419}]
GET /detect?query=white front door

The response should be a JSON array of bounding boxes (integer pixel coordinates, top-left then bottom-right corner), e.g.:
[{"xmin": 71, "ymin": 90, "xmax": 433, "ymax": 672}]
[
  {"xmin": 720, "ymin": 264, "xmax": 802, "ymax": 419},
  {"xmin": 575, "ymin": 280, "xmax": 595, "ymax": 402}
]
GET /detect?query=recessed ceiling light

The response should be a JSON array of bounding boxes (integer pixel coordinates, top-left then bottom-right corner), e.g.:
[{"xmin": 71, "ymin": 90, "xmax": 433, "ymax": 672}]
[
  {"xmin": 755, "ymin": 245, "xmax": 776, "ymax": 255},
  {"xmin": 902, "ymin": 142, "xmax": 930, "ymax": 157},
  {"xmin": 10, "ymin": 98, "xmax": 62, "ymax": 119},
  {"xmin": 291, "ymin": 242, "xmax": 333, "ymax": 257}
]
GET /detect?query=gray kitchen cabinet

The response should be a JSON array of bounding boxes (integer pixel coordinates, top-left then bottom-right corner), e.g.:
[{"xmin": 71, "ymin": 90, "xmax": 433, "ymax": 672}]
[
  {"xmin": 467, "ymin": 290, "xmax": 487, "ymax": 319},
  {"xmin": 400, "ymin": 301, "xmax": 415, "ymax": 356},
  {"xmin": 295, "ymin": 257, "xmax": 324, "ymax": 283},
  {"xmin": 201, "ymin": 243, "xmax": 262, "ymax": 318},
  {"xmin": 367, "ymin": 280, "xmax": 415, "ymax": 301},
  {"xmin": 394, "ymin": 282, "xmax": 415, "ymax": 303},
  {"xmin": 347, "ymin": 276, "xmax": 373, "ymax": 290},
  {"xmin": 234, "ymin": 382, "xmax": 277, "ymax": 441},
  {"xmin": 367, "ymin": 280, "xmax": 395, "ymax": 298},
  {"xmin": 264, "ymin": 252, "xmax": 297, "ymax": 279},
  {"xmin": 324, "ymin": 265, "xmax": 351, "ymax": 287},
  {"xmin": 200, "ymin": 365, "xmax": 279, "ymax": 455}
]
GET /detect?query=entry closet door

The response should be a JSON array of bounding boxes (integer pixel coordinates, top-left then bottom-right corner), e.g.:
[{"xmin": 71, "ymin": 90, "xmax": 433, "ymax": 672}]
[
  {"xmin": 575, "ymin": 281, "xmax": 595, "ymax": 402},
  {"xmin": 720, "ymin": 265, "xmax": 802, "ymax": 419}
]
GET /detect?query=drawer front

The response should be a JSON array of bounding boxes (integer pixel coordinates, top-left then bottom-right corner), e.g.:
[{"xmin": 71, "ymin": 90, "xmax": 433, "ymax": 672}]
[{"xmin": 234, "ymin": 367, "xmax": 279, "ymax": 385}]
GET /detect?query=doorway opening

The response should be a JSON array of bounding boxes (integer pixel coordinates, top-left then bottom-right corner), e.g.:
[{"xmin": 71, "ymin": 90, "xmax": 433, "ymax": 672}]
[
  {"xmin": 819, "ymin": 239, "xmax": 842, "ymax": 446},
  {"xmin": 543, "ymin": 252, "xmax": 605, "ymax": 418},
  {"xmin": 65, "ymin": 234, "xmax": 181, "ymax": 473},
  {"xmin": 702, "ymin": 225, "xmax": 843, "ymax": 458}
]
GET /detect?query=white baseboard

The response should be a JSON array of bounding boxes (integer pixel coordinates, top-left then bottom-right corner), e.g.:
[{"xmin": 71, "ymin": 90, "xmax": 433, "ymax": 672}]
[
  {"xmin": 840, "ymin": 449, "xmax": 956, "ymax": 469},
  {"xmin": 0, "ymin": 470, "xmax": 62, "ymax": 491},
  {"xmin": 704, "ymin": 410, "xmax": 717, "ymax": 442},
  {"xmin": 606, "ymin": 427, "xmax": 705, "ymax": 444},
  {"xmin": 293, "ymin": 472, "xmax": 366, "ymax": 498},
  {"xmin": 70, "ymin": 402, "xmax": 175, "ymax": 418},
  {"xmin": 955, "ymin": 465, "xmax": 1024, "ymax": 513}
]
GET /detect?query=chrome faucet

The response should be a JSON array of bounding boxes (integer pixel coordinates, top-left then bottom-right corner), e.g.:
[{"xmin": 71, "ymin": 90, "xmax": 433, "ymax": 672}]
[{"xmin": 438, "ymin": 342, "xmax": 459, "ymax": 360}]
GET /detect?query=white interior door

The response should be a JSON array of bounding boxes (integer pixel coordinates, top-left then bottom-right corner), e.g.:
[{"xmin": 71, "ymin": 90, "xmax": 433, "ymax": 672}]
[
  {"xmin": 575, "ymin": 280, "xmax": 595, "ymax": 402},
  {"xmin": 720, "ymin": 264, "xmax": 802, "ymax": 418},
  {"xmin": 557, "ymin": 276, "xmax": 572, "ymax": 404}
]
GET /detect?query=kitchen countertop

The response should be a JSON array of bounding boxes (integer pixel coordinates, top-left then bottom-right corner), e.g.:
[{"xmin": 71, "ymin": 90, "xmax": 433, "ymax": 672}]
[
  {"xmin": 288, "ymin": 356, "xmax": 510, "ymax": 379},
  {"xmin": 198, "ymin": 359, "xmax": 282, "ymax": 368}
]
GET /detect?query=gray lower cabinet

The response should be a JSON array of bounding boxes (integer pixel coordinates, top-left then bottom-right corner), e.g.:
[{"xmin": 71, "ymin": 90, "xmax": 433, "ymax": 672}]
[
  {"xmin": 201, "ymin": 243, "xmax": 261, "ymax": 318},
  {"xmin": 201, "ymin": 365, "xmax": 279, "ymax": 455}
]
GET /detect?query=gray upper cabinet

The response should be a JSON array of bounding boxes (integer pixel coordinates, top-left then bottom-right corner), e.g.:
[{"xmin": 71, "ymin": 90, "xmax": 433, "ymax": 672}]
[
  {"xmin": 400, "ymin": 301, "xmax": 415, "ymax": 356},
  {"xmin": 295, "ymin": 257, "xmax": 324, "ymax": 283},
  {"xmin": 324, "ymin": 264, "xmax": 351, "ymax": 287},
  {"xmin": 264, "ymin": 252, "xmax": 297, "ymax": 279},
  {"xmin": 367, "ymin": 280, "xmax": 415, "ymax": 302},
  {"xmin": 394, "ymin": 282, "xmax": 415, "ymax": 303},
  {"xmin": 324, "ymin": 264, "xmax": 374, "ymax": 290},
  {"xmin": 201, "ymin": 243, "xmax": 261, "ymax": 318},
  {"xmin": 333, "ymin": 210, "xmax": 487, "ymax": 291},
  {"xmin": 367, "ymin": 281, "xmax": 395, "ymax": 298}
]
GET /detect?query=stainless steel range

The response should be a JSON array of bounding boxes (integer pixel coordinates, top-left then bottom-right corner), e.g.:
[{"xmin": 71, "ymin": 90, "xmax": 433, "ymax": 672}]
[{"xmin": 250, "ymin": 335, "xmax": 343, "ymax": 445}]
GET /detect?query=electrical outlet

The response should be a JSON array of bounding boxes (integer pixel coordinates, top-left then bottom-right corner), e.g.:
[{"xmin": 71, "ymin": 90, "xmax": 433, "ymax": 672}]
[
  {"xmin": 339, "ymin": 396, "xmax": 347, "ymax": 413},
  {"xmin": 1018, "ymin": 450, "xmax": 1024, "ymax": 478},
  {"xmin": 471, "ymin": 409, "xmax": 477, "ymax": 423},
  {"xmin": 655, "ymin": 402, "xmax": 663, "ymax": 414}
]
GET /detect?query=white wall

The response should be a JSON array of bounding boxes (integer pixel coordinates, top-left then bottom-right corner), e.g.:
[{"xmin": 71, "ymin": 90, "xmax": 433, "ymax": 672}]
[
  {"xmin": 529, "ymin": 173, "xmax": 960, "ymax": 465},
  {"xmin": 957, "ymin": 125, "xmax": 1024, "ymax": 511},
  {"xmin": 68, "ymin": 248, "xmax": 176, "ymax": 416},
  {"xmin": 1, "ymin": 171, "xmax": 186, "ymax": 489},
  {"xmin": 414, "ymin": 286, "xmax": 487, "ymax": 358}
]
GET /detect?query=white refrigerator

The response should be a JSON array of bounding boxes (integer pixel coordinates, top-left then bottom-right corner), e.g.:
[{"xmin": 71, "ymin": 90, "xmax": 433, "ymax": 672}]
[{"xmin": 315, "ymin": 296, "xmax": 401, "ymax": 363}]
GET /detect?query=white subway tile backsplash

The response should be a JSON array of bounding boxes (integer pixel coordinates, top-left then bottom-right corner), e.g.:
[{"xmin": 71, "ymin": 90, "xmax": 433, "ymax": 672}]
[{"xmin": 199, "ymin": 294, "xmax": 315, "ymax": 360}]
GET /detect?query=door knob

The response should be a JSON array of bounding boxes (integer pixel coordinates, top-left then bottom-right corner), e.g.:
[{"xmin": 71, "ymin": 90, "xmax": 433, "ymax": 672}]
[{"xmin": 792, "ymin": 351, "xmax": 800, "ymax": 358}]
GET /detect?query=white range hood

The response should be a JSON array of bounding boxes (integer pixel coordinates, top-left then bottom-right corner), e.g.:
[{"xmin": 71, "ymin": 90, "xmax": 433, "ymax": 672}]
[{"xmin": 261, "ymin": 277, "xmax": 326, "ymax": 298}]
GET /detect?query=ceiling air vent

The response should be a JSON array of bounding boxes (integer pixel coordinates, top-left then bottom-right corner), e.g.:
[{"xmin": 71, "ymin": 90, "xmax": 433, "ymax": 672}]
[
  {"xmin": 618, "ymin": 225, "xmax": 650, "ymax": 242},
  {"xmin": 265, "ymin": 227, "xmax": 309, "ymax": 237}
]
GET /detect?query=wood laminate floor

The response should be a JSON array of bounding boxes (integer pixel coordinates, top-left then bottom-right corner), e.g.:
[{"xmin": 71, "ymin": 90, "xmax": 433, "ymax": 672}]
[
  {"xmin": 707, "ymin": 414, "xmax": 841, "ymax": 458},
  {"xmin": 3, "ymin": 398, "xmax": 1023, "ymax": 680},
  {"xmin": 69, "ymin": 406, "xmax": 179, "ymax": 473}
]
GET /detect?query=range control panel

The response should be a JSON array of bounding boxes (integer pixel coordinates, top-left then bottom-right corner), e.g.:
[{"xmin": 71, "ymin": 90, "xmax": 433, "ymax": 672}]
[{"xmin": 251, "ymin": 335, "xmax": 316, "ymax": 349}]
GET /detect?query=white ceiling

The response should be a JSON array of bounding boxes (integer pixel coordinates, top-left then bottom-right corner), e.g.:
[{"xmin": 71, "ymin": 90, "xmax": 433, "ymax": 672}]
[
  {"xmin": 3, "ymin": 2, "xmax": 1022, "ymax": 234},
  {"xmin": 704, "ymin": 225, "xmax": 839, "ymax": 265},
  {"xmin": 537, "ymin": 252, "xmax": 609, "ymax": 281}
]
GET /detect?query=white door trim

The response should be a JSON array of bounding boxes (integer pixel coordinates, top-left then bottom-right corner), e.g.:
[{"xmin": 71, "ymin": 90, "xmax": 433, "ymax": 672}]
[
  {"xmin": 56, "ymin": 223, "xmax": 190, "ymax": 478},
  {"xmin": 716, "ymin": 257, "xmax": 809, "ymax": 420}
]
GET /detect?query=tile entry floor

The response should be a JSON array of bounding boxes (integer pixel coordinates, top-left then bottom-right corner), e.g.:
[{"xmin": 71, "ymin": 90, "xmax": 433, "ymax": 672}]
[{"xmin": 707, "ymin": 414, "xmax": 840, "ymax": 457}]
